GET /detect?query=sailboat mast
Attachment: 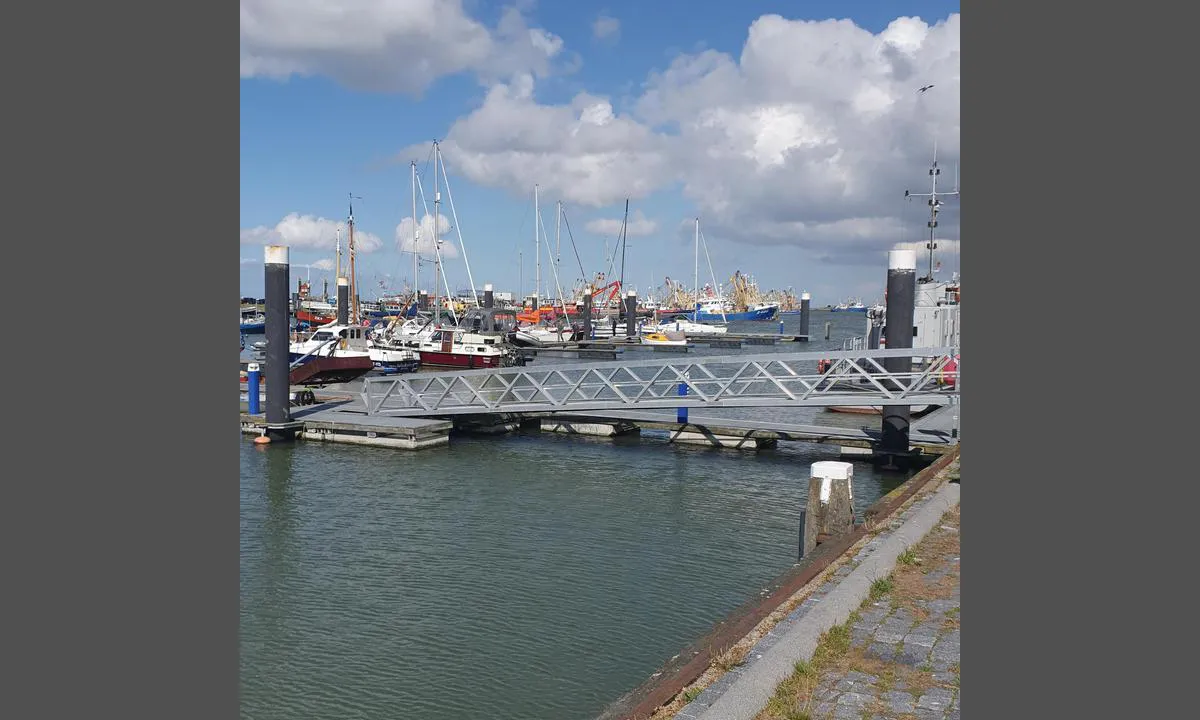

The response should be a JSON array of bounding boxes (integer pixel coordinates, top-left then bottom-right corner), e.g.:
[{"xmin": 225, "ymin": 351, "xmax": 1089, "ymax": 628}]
[
  {"xmin": 619, "ymin": 198, "xmax": 629, "ymax": 298},
  {"xmin": 348, "ymin": 193, "xmax": 359, "ymax": 324},
  {"xmin": 534, "ymin": 184, "xmax": 540, "ymax": 307},
  {"xmin": 693, "ymin": 218, "xmax": 699, "ymax": 321},
  {"xmin": 555, "ymin": 200, "xmax": 562, "ymax": 283},
  {"xmin": 334, "ymin": 225, "xmax": 342, "ymax": 293},
  {"xmin": 433, "ymin": 145, "xmax": 441, "ymax": 318},
  {"xmin": 411, "ymin": 161, "xmax": 419, "ymax": 304}
]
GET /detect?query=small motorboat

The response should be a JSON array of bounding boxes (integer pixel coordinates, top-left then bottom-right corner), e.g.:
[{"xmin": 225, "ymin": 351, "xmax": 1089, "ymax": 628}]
[{"xmin": 641, "ymin": 331, "xmax": 688, "ymax": 346}]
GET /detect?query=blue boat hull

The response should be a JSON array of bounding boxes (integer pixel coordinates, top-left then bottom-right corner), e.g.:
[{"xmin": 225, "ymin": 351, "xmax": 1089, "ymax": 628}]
[
  {"xmin": 692, "ymin": 305, "xmax": 779, "ymax": 322},
  {"xmin": 830, "ymin": 307, "xmax": 867, "ymax": 313},
  {"xmin": 239, "ymin": 323, "xmax": 265, "ymax": 334}
]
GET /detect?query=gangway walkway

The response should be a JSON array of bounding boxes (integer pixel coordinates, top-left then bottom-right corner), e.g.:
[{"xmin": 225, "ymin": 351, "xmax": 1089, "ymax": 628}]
[{"xmin": 360, "ymin": 347, "xmax": 959, "ymax": 418}]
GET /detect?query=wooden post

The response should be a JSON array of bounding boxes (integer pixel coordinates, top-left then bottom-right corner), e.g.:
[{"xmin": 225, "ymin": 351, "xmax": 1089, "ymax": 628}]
[
  {"xmin": 824, "ymin": 321, "xmax": 831, "ymax": 340},
  {"xmin": 801, "ymin": 461, "xmax": 855, "ymax": 557}
]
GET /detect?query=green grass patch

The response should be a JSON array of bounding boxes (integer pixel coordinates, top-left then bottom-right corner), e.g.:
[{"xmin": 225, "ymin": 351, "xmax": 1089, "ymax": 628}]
[{"xmin": 869, "ymin": 576, "xmax": 894, "ymax": 600}]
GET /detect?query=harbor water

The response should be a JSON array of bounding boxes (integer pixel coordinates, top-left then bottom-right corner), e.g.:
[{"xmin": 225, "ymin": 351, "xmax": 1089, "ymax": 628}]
[{"xmin": 239, "ymin": 310, "xmax": 909, "ymax": 719}]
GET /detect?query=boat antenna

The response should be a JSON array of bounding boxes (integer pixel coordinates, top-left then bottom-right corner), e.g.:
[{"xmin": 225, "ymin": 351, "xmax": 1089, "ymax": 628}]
[{"xmin": 904, "ymin": 140, "xmax": 958, "ymax": 283}]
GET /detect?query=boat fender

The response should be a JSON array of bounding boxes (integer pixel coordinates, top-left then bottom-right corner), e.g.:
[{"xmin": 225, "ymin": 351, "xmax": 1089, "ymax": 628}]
[{"xmin": 939, "ymin": 355, "xmax": 959, "ymax": 387}]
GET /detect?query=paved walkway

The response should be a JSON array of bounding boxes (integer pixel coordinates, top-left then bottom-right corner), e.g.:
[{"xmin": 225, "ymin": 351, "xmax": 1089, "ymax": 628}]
[
  {"xmin": 669, "ymin": 462, "xmax": 960, "ymax": 720},
  {"xmin": 799, "ymin": 505, "xmax": 960, "ymax": 720}
]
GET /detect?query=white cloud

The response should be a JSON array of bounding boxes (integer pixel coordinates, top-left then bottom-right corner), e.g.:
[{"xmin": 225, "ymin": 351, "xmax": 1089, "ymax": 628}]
[
  {"xmin": 418, "ymin": 13, "xmax": 960, "ymax": 264},
  {"xmin": 240, "ymin": 257, "xmax": 258, "ymax": 264},
  {"xmin": 593, "ymin": 14, "xmax": 620, "ymax": 43},
  {"xmin": 240, "ymin": 213, "xmax": 384, "ymax": 253},
  {"xmin": 411, "ymin": 77, "xmax": 673, "ymax": 206},
  {"xmin": 395, "ymin": 213, "xmax": 460, "ymax": 259},
  {"xmin": 310, "ymin": 258, "xmax": 335, "ymax": 271},
  {"xmin": 585, "ymin": 209, "xmax": 657, "ymax": 237},
  {"xmin": 240, "ymin": 0, "xmax": 568, "ymax": 94}
]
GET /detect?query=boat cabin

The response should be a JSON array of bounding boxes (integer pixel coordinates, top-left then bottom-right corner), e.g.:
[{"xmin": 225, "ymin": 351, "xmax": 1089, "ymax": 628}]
[
  {"xmin": 309, "ymin": 325, "xmax": 369, "ymax": 343},
  {"xmin": 458, "ymin": 307, "xmax": 519, "ymax": 335}
]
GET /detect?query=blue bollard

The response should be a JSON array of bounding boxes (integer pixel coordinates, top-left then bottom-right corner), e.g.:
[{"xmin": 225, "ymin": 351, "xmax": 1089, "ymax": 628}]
[
  {"xmin": 247, "ymin": 362, "xmax": 261, "ymax": 415},
  {"xmin": 677, "ymin": 380, "xmax": 688, "ymax": 423},
  {"xmin": 779, "ymin": 319, "xmax": 785, "ymax": 334}
]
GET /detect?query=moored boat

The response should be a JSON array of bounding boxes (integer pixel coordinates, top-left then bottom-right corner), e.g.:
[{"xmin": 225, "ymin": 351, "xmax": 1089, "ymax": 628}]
[
  {"xmin": 647, "ymin": 314, "xmax": 728, "ymax": 335},
  {"xmin": 413, "ymin": 306, "xmax": 525, "ymax": 369},
  {"xmin": 641, "ymin": 331, "xmax": 688, "ymax": 346},
  {"xmin": 289, "ymin": 322, "xmax": 421, "ymax": 373}
]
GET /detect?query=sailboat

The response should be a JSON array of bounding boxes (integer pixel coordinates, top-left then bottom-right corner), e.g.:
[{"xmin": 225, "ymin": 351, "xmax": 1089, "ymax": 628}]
[
  {"xmin": 687, "ymin": 220, "xmax": 778, "ymax": 322},
  {"xmin": 676, "ymin": 219, "xmax": 737, "ymax": 329}
]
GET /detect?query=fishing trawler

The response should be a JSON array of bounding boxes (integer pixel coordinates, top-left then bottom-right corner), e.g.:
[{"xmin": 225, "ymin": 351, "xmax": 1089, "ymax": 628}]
[{"xmin": 831, "ymin": 298, "xmax": 868, "ymax": 313}]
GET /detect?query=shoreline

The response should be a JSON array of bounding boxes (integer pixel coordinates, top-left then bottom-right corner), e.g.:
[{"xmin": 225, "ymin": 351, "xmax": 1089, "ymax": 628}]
[{"xmin": 598, "ymin": 448, "xmax": 960, "ymax": 720}]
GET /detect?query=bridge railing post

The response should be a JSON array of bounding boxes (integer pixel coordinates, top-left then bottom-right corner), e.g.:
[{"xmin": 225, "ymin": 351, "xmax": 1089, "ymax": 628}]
[{"xmin": 676, "ymin": 372, "xmax": 689, "ymax": 423}]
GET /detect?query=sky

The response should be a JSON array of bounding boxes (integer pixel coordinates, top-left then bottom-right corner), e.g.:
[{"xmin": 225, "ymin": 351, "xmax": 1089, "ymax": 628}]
[{"xmin": 240, "ymin": 0, "xmax": 961, "ymax": 306}]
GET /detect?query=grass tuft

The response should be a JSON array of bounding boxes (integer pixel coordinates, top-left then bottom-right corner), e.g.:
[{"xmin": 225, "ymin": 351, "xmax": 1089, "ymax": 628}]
[{"xmin": 869, "ymin": 576, "xmax": 894, "ymax": 600}]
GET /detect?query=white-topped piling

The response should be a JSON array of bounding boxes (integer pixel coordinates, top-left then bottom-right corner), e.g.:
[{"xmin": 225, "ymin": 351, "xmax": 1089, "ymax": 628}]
[{"xmin": 801, "ymin": 461, "xmax": 855, "ymax": 558}]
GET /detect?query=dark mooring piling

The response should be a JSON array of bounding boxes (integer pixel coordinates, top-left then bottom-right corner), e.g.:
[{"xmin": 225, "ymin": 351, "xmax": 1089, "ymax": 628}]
[
  {"xmin": 880, "ymin": 249, "xmax": 917, "ymax": 466},
  {"xmin": 264, "ymin": 245, "xmax": 297, "ymax": 440}
]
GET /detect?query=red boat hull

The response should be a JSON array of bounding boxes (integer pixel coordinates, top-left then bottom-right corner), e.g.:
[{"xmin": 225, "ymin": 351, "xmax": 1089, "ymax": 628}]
[
  {"xmin": 417, "ymin": 351, "xmax": 504, "ymax": 369},
  {"xmin": 296, "ymin": 310, "xmax": 334, "ymax": 325}
]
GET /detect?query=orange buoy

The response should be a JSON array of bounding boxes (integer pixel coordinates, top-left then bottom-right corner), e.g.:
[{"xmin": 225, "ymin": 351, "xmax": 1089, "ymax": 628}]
[{"xmin": 253, "ymin": 435, "xmax": 271, "ymax": 445}]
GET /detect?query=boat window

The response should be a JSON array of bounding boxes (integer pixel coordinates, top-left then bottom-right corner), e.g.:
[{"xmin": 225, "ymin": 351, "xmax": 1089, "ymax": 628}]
[{"xmin": 313, "ymin": 332, "xmax": 333, "ymax": 341}]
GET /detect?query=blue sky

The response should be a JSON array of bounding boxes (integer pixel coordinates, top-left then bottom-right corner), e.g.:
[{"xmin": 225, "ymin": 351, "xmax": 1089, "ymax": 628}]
[{"xmin": 241, "ymin": 1, "xmax": 961, "ymax": 304}]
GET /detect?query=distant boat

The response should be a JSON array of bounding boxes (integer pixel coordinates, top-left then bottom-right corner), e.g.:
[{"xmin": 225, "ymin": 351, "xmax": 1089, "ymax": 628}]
[
  {"xmin": 831, "ymin": 299, "xmax": 867, "ymax": 313},
  {"xmin": 691, "ymin": 299, "xmax": 779, "ymax": 322},
  {"xmin": 240, "ymin": 311, "xmax": 266, "ymax": 333},
  {"xmin": 295, "ymin": 309, "xmax": 334, "ymax": 326}
]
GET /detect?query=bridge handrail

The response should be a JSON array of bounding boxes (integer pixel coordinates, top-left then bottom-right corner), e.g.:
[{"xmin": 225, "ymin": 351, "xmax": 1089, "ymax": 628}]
[{"xmin": 360, "ymin": 346, "xmax": 959, "ymax": 417}]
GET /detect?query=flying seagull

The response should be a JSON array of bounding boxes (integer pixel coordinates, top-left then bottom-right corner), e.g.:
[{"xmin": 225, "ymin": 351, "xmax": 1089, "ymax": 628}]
[{"xmin": 918, "ymin": 84, "xmax": 935, "ymax": 93}]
